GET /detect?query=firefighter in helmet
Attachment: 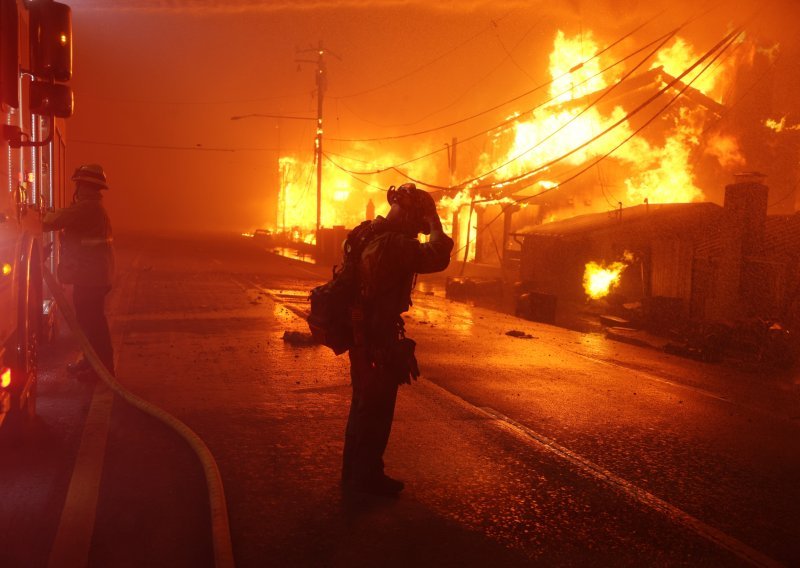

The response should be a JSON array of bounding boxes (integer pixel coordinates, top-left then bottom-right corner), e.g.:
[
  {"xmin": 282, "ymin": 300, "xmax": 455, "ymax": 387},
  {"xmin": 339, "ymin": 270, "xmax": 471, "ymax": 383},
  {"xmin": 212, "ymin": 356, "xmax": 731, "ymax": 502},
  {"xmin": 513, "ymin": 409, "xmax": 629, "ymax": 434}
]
[
  {"xmin": 44, "ymin": 164, "xmax": 115, "ymax": 382},
  {"xmin": 342, "ymin": 182, "xmax": 453, "ymax": 496}
]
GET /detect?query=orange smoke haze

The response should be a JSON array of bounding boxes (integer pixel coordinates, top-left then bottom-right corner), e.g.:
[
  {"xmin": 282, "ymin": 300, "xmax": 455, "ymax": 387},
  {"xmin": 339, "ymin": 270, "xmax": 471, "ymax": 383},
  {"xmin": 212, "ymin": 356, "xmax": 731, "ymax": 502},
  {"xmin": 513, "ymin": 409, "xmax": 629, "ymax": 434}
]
[{"xmin": 64, "ymin": 0, "xmax": 800, "ymax": 234}]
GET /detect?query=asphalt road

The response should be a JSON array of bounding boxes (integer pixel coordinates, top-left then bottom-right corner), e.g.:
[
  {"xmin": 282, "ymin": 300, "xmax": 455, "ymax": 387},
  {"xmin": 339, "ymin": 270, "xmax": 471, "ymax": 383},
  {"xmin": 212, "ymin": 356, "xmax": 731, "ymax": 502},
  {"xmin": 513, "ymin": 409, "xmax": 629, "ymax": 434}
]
[{"xmin": 2, "ymin": 232, "xmax": 799, "ymax": 567}]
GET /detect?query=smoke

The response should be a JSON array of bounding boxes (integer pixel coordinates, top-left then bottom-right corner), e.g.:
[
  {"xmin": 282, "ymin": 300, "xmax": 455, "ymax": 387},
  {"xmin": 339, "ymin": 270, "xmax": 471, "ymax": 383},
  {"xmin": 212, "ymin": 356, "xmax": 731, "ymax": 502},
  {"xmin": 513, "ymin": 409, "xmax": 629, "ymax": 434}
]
[{"xmin": 69, "ymin": 0, "xmax": 542, "ymax": 15}]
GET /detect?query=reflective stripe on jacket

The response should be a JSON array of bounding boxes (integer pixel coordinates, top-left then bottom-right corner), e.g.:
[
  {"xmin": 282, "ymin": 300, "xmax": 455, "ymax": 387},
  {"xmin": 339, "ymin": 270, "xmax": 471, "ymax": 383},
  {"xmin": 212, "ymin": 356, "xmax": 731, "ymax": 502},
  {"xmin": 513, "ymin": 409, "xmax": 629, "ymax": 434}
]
[{"xmin": 43, "ymin": 196, "xmax": 115, "ymax": 287}]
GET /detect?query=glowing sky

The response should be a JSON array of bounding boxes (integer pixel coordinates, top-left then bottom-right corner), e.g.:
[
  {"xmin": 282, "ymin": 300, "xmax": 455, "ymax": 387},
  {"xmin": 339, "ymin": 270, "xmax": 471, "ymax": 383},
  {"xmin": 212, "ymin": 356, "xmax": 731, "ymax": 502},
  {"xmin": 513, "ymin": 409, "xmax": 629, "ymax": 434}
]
[{"xmin": 63, "ymin": 0, "xmax": 800, "ymax": 233}]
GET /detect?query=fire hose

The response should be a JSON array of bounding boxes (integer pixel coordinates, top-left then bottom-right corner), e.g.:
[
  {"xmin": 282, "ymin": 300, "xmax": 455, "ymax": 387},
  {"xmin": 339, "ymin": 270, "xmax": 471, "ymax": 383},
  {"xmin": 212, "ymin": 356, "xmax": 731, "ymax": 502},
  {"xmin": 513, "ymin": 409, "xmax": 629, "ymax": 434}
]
[{"xmin": 42, "ymin": 267, "xmax": 235, "ymax": 568}]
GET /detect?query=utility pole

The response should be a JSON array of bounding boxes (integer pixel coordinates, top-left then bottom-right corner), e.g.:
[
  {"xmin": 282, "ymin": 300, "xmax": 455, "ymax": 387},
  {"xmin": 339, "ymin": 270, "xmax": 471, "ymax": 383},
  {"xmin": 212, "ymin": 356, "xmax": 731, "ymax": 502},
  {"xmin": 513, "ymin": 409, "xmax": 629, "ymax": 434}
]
[
  {"xmin": 277, "ymin": 125, "xmax": 285, "ymax": 234},
  {"xmin": 297, "ymin": 41, "xmax": 339, "ymax": 239},
  {"xmin": 315, "ymin": 40, "xmax": 325, "ymax": 237},
  {"xmin": 447, "ymin": 137, "xmax": 459, "ymax": 249}
]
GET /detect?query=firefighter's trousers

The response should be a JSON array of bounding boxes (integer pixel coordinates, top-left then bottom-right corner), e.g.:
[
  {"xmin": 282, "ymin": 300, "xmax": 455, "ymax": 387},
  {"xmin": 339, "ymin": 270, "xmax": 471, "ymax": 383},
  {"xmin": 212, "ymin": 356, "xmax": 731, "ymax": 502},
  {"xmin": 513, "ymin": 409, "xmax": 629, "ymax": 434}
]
[
  {"xmin": 73, "ymin": 284, "xmax": 115, "ymax": 375},
  {"xmin": 343, "ymin": 346, "xmax": 399, "ymax": 484}
]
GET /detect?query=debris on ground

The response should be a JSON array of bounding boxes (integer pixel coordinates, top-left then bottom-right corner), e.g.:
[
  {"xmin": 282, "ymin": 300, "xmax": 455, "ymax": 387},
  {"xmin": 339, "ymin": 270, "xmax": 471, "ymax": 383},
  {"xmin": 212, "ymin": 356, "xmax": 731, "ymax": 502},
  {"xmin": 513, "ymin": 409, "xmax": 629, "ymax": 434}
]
[
  {"xmin": 282, "ymin": 331, "xmax": 318, "ymax": 346},
  {"xmin": 446, "ymin": 277, "xmax": 504, "ymax": 302},
  {"xmin": 505, "ymin": 330, "xmax": 536, "ymax": 339}
]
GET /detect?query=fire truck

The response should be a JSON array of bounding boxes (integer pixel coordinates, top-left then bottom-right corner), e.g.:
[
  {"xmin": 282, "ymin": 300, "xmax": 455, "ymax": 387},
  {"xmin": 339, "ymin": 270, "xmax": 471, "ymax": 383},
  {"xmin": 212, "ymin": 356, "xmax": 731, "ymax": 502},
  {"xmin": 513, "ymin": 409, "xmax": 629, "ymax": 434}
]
[{"xmin": 0, "ymin": 0, "xmax": 73, "ymax": 431}]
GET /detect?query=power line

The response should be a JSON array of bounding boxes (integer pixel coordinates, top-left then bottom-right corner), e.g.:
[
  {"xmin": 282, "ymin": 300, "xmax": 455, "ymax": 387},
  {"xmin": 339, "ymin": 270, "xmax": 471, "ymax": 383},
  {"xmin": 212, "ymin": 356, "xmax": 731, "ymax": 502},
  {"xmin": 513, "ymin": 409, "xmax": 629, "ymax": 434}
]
[
  {"xmin": 328, "ymin": 14, "xmax": 661, "ymax": 143},
  {"xmin": 490, "ymin": 15, "xmax": 544, "ymax": 85},
  {"xmin": 461, "ymin": 27, "xmax": 743, "ymax": 195},
  {"xmin": 80, "ymin": 92, "xmax": 310, "ymax": 106},
  {"xmin": 335, "ymin": 15, "xmax": 546, "ymax": 132},
  {"xmin": 450, "ymin": 27, "xmax": 744, "ymax": 260},
  {"xmin": 328, "ymin": 10, "xmax": 518, "ymax": 100},
  {"xmin": 322, "ymin": 153, "xmax": 388, "ymax": 191},
  {"xmin": 323, "ymin": 23, "xmax": 688, "ymax": 193},
  {"xmin": 442, "ymin": 24, "xmax": 683, "ymax": 193},
  {"xmin": 324, "ymin": 26, "xmax": 686, "ymax": 181},
  {"xmin": 70, "ymin": 138, "xmax": 281, "ymax": 152}
]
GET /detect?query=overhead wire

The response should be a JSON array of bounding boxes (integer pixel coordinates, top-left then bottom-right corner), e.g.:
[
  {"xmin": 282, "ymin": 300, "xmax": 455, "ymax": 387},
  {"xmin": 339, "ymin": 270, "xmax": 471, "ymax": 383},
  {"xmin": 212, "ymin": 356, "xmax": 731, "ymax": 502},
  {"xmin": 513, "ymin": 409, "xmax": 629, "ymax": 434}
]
[
  {"xmin": 340, "ymin": 15, "xmax": 547, "ymax": 131},
  {"xmin": 80, "ymin": 91, "xmax": 309, "ymax": 106},
  {"xmin": 450, "ymin": 27, "xmax": 744, "ymax": 261},
  {"xmin": 596, "ymin": 162, "xmax": 620, "ymax": 209},
  {"xmin": 323, "ymin": 25, "xmax": 687, "ymax": 181},
  {"xmin": 434, "ymin": 22, "xmax": 685, "ymax": 193},
  {"xmin": 71, "ymin": 138, "xmax": 280, "ymax": 152},
  {"xmin": 491, "ymin": 17, "xmax": 543, "ymax": 85},
  {"xmin": 328, "ymin": 9, "xmax": 518, "ymax": 100},
  {"xmin": 767, "ymin": 180, "xmax": 799, "ymax": 210},
  {"xmin": 328, "ymin": 14, "xmax": 661, "ymax": 143},
  {"xmin": 336, "ymin": 43, "xmax": 513, "ymax": 131},
  {"xmin": 323, "ymin": 153, "xmax": 389, "ymax": 191},
  {"xmin": 458, "ymin": 26, "xmax": 744, "ymax": 196}
]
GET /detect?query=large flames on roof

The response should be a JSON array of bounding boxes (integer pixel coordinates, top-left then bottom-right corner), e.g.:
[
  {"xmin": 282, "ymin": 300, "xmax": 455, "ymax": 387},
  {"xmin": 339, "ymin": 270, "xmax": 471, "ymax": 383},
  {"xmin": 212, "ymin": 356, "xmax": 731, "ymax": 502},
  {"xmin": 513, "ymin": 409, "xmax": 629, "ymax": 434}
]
[{"xmin": 272, "ymin": 26, "xmax": 752, "ymax": 253}]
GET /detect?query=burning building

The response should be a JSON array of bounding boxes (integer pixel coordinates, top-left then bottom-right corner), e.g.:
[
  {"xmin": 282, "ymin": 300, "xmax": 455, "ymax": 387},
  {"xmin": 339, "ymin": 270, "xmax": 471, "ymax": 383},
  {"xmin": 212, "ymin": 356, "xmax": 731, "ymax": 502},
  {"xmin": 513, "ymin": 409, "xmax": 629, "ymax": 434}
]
[
  {"xmin": 271, "ymin": 22, "xmax": 796, "ymax": 300},
  {"xmin": 517, "ymin": 177, "xmax": 800, "ymax": 336}
]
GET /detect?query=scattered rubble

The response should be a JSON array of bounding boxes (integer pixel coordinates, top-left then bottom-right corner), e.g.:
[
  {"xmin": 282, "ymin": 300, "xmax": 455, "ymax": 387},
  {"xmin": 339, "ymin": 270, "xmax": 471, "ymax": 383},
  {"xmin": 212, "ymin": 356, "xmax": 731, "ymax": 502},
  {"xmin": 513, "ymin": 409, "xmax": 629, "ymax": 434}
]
[
  {"xmin": 446, "ymin": 277, "xmax": 504, "ymax": 302},
  {"xmin": 282, "ymin": 331, "xmax": 318, "ymax": 346},
  {"xmin": 505, "ymin": 330, "xmax": 536, "ymax": 339}
]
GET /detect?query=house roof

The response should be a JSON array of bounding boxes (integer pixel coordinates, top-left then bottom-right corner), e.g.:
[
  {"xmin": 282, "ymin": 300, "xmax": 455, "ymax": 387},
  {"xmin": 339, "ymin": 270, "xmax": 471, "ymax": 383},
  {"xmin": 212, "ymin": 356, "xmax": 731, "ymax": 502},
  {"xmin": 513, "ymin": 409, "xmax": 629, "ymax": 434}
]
[
  {"xmin": 764, "ymin": 213, "xmax": 800, "ymax": 258},
  {"xmin": 516, "ymin": 202, "xmax": 724, "ymax": 239}
]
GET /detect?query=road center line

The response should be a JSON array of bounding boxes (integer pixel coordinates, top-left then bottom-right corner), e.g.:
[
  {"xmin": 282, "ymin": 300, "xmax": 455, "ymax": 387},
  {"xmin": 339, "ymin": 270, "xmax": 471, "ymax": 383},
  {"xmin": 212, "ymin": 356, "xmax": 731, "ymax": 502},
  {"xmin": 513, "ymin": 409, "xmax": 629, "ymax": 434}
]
[
  {"xmin": 47, "ymin": 252, "xmax": 142, "ymax": 568},
  {"xmin": 46, "ymin": 386, "xmax": 114, "ymax": 568},
  {"xmin": 572, "ymin": 351, "xmax": 735, "ymax": 403},
  {"xmin": 257, "ymin": 277, "xmax": 784, "ymax": 568},
  {"xmin": 420, "ymin": 379, "xmax": 783, "ymax": 568}
]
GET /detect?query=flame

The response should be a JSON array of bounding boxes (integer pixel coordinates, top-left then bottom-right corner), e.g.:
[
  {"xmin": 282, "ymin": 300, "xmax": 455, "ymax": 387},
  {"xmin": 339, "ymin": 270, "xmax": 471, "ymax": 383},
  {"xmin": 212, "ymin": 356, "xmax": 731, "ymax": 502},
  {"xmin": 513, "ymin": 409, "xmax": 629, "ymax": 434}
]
[
  {"xmin": 583, "ymin": 259, "xmax": 627, "ymax": 299},
  {"xmin": 471, "ymin": 30, "xmax": 754, "ymax": 212},
  {"xmin": 273, "ymin": 29, "xmax": 753, "ymax": 255},
  {"xmin": 618, "ymin": 107, "xmax": 706, "ymax": 203},
  {"xmin": 765, "ymin": 117, "xmax": 800, "ymax": 133},
  {"xmin": 704, "ymin": 132, "xmax": 746, "ymax": 168},
  {"xmin": 652, "ymin": 36, "xmax": 732, "ymax": 104},
  {"xmin": 437, "ymin": 189, "xmax": 508, "ymax": 262},
  {"xmin": 276, "ymin": 146, "xmax": 440, "ymax": 242},
  {"xmin": 549, "ymin": 30, "xmax": 610, "ymax": 103}
]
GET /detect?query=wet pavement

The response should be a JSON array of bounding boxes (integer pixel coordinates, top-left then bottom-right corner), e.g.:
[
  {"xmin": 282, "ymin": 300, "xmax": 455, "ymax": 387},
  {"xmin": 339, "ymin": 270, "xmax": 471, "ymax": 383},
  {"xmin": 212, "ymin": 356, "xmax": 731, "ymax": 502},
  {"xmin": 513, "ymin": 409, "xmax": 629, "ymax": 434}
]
[{"xmin": 2, "ymin": 231, "xmax": 799, "ymax": 567}]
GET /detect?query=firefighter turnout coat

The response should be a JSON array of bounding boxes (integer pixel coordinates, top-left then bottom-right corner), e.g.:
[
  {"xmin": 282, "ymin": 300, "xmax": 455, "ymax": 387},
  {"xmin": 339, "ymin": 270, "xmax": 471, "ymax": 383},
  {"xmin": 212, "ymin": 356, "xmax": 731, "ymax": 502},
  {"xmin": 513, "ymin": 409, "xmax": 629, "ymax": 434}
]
[{"xmin": 43, "ymin": 194, "xmax": 114, "ymax": 287}]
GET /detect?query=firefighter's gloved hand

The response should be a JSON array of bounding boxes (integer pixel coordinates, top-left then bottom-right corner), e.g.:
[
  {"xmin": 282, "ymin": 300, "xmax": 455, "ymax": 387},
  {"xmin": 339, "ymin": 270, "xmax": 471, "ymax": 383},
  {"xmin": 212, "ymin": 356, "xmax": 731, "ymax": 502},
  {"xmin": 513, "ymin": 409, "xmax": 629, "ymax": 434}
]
[
  {"xmin": 418, "ymin": 194, "xmax": 441, "ymax": 231},
  {"xmin": 424, "ymin": 215, "xmax": 443, "ymax": 234}
]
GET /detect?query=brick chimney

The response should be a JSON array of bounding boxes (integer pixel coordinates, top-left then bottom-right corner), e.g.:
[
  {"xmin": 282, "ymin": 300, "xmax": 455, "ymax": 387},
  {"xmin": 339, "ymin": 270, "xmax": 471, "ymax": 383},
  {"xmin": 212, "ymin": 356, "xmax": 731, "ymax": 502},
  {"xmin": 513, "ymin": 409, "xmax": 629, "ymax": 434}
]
[
  {"xmin": 724, "ymin": 172, "xmax": 769, "ymax": 256},
  {"xmin": 706, "ymin": 173, "xmax": 769, "ymax": 321}
]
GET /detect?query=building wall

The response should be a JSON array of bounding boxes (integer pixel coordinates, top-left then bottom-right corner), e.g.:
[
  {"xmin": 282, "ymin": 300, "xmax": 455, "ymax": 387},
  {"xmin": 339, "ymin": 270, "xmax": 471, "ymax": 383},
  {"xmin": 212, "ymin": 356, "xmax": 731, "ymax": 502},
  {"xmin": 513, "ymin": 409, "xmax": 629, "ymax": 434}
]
[{"xmin": 651, "ymin": 238, "xmax": 694, "ymax": 302}]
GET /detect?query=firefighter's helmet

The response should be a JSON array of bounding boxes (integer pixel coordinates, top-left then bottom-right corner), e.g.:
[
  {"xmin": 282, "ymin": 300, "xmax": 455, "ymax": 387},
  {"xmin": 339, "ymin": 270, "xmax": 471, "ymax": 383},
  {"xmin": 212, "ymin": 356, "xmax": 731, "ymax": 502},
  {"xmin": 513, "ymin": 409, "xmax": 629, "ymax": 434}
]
[
  {"xmin": 71, "ymin": 164, "xmax": 109, "ymax": 190},
  {"xmin": 386, "ymin": 182, "xmax": 436, "ymax": 234}
]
